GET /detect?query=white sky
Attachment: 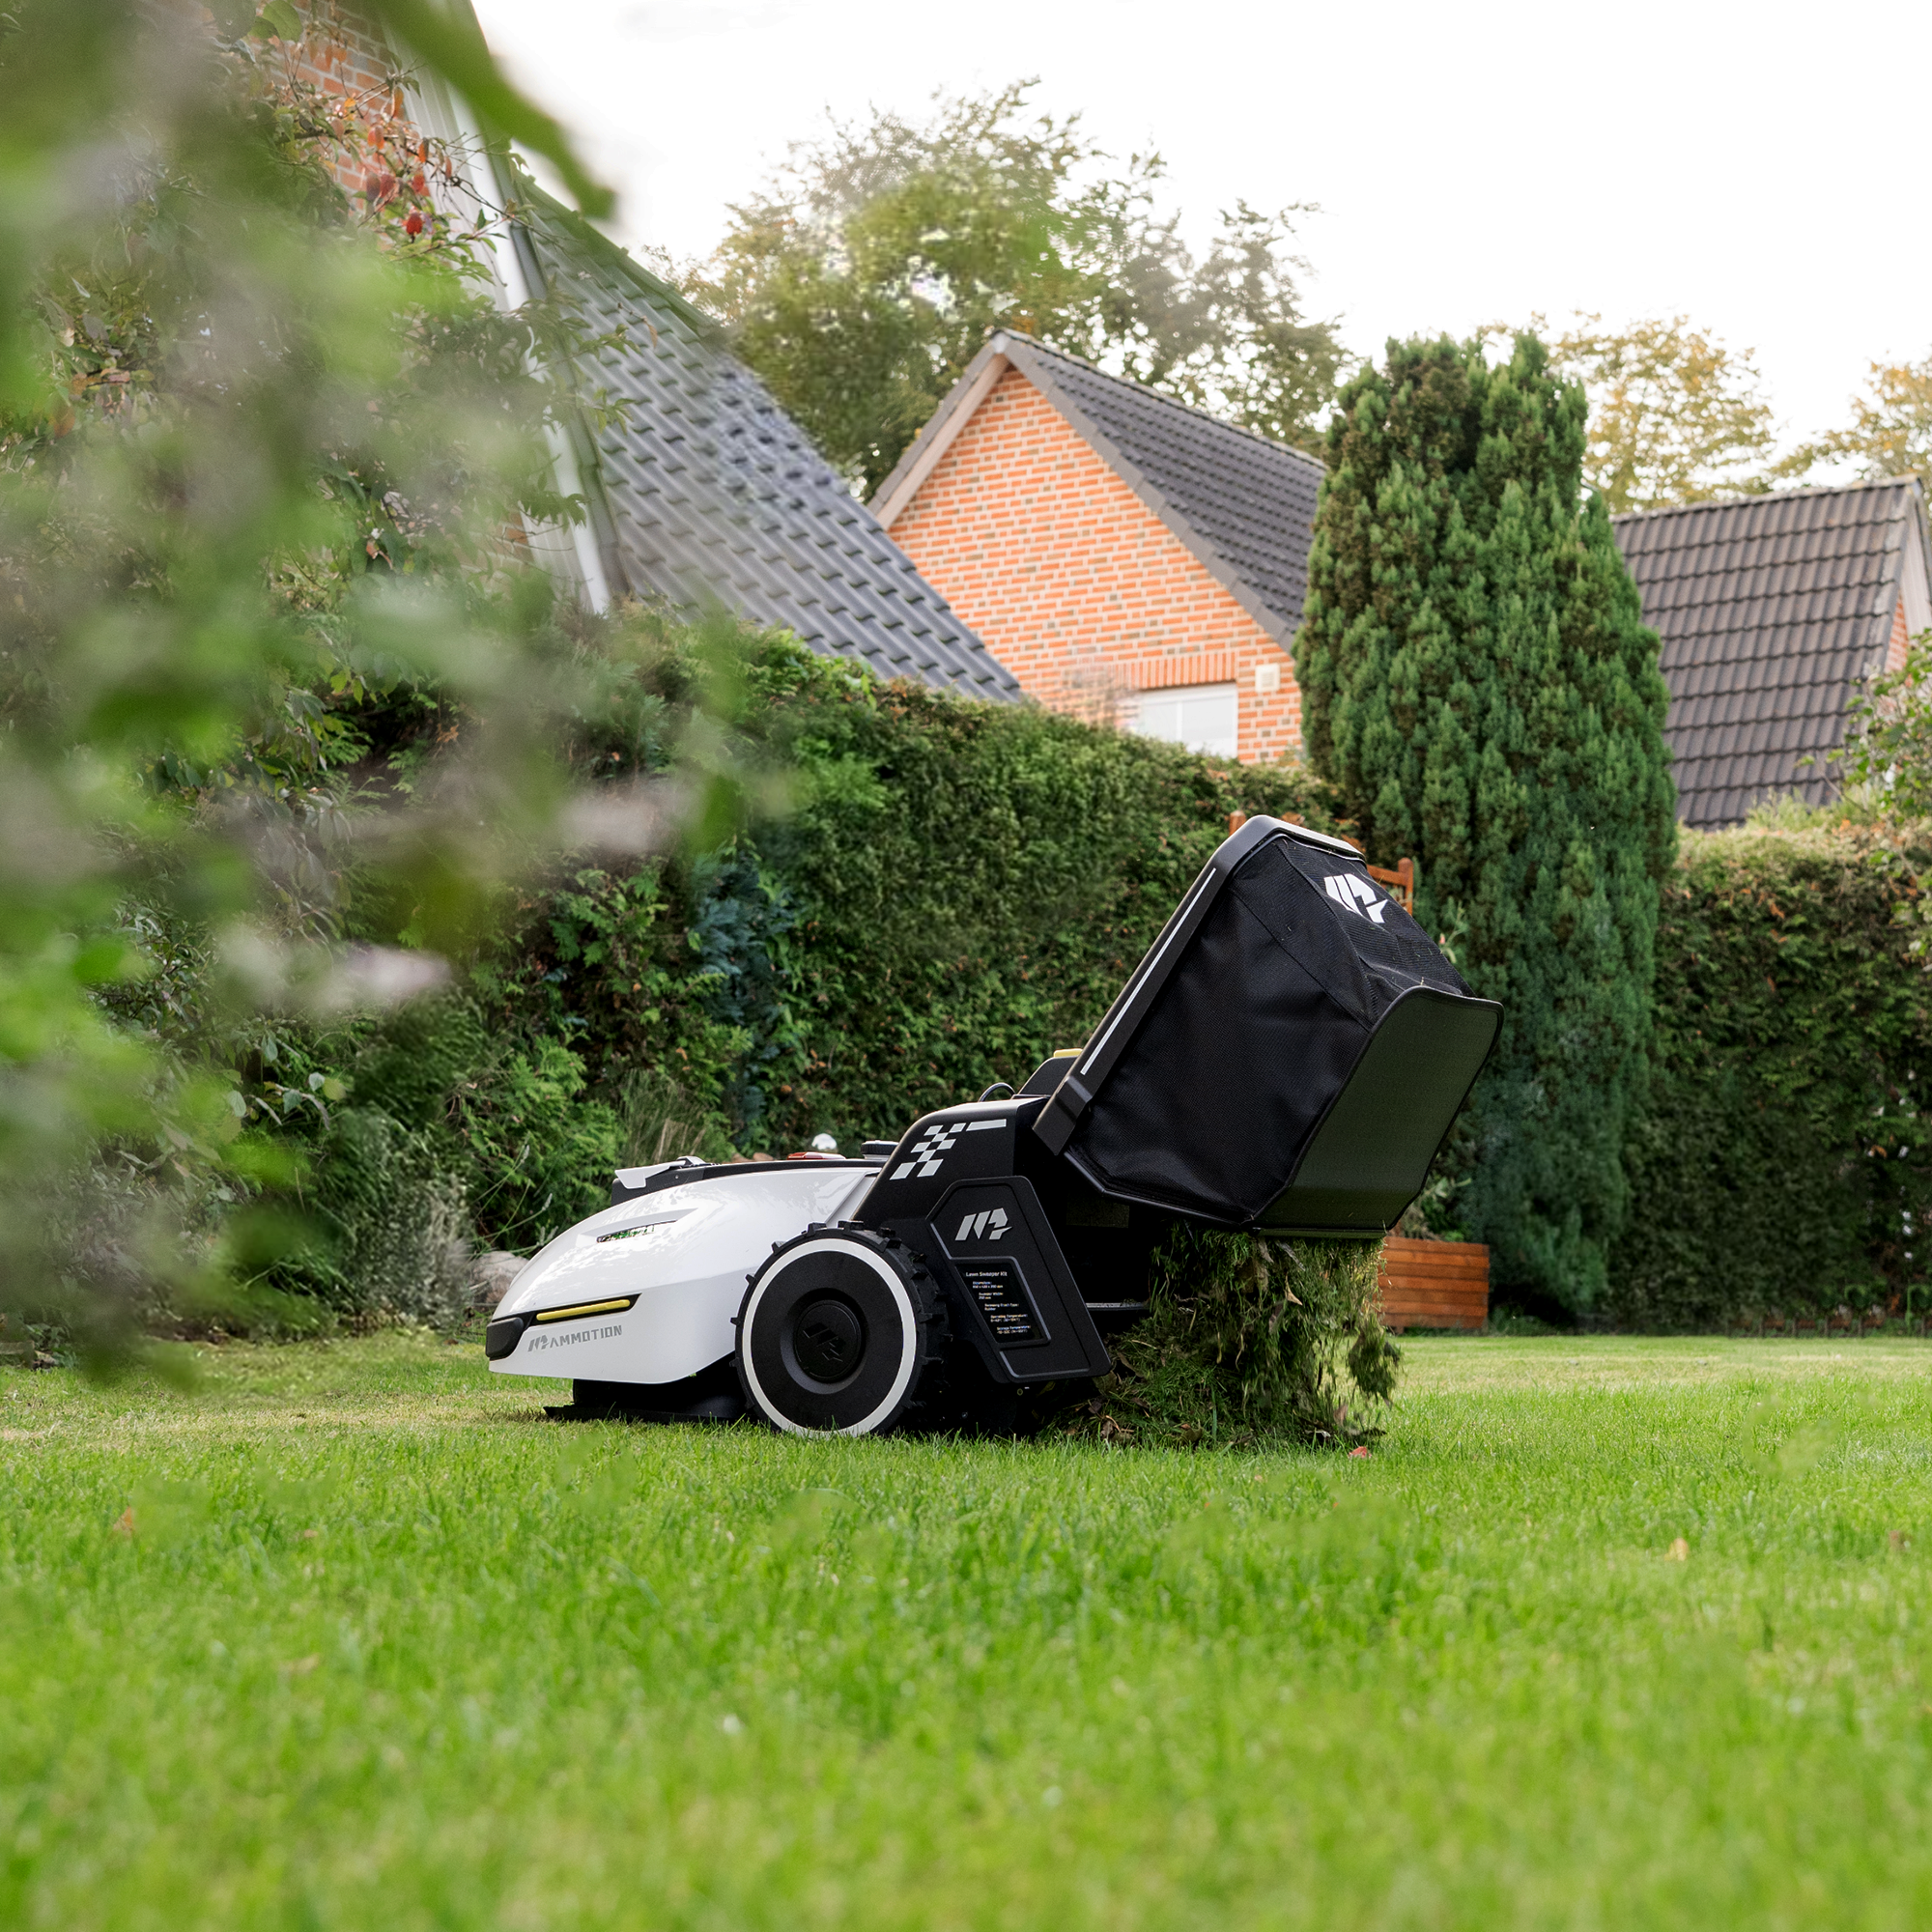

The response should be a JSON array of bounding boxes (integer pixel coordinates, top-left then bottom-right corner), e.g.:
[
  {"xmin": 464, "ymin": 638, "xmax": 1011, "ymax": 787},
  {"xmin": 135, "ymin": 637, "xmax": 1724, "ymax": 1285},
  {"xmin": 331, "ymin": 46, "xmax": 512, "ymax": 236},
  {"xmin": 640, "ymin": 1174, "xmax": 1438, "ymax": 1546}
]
[{"xmin": 469, "ymin": 0, "xmax": 1929, "ymax": 453}]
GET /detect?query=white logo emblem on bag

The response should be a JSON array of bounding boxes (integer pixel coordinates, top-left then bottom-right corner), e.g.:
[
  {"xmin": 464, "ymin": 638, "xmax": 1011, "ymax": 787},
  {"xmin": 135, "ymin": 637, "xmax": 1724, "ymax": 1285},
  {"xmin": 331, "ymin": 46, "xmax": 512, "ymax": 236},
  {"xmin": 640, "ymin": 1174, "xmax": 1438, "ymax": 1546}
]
[
  {"xmin": 1322, "ymin": 873, "xmax": 1387, "ymax": 924},
  {"xmin": 953, "ymin": 1208, "xmax": 1010, "ymax": 1242}
]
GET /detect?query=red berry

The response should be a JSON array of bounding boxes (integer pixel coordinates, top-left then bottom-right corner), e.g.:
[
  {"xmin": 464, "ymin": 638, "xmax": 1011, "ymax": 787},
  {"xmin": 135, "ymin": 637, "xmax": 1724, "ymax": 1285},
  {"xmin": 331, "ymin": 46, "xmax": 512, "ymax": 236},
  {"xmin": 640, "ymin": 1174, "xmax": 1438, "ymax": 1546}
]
[{"xmin": 404, "ymin": 212, "xmax": 424, "ymax": 238}]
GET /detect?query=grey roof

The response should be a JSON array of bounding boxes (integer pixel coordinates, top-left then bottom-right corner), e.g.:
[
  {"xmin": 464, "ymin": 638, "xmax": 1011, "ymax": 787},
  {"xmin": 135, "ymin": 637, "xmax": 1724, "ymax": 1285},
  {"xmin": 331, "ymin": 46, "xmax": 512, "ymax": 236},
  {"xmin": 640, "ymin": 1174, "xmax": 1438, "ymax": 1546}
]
[
  {"xmin": 873, "ymin": 332, "xmax": 1327, "ymax": 645},
  {"xmin": 520, "ymin": 198, "xmax": 1020, "ymax": 704},
  {"xmin": 1613, "ymin": 479, "xmax": 1931, "ymax": 830}
]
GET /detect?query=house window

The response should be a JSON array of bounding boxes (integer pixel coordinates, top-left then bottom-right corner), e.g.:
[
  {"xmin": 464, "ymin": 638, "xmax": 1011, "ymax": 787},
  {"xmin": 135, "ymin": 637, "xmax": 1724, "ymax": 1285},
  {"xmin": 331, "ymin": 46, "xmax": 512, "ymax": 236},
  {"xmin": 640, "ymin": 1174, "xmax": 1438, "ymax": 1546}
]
[{"xmin": 1129, "ymin": 682, "xmax": 1238, "ymax": 758}]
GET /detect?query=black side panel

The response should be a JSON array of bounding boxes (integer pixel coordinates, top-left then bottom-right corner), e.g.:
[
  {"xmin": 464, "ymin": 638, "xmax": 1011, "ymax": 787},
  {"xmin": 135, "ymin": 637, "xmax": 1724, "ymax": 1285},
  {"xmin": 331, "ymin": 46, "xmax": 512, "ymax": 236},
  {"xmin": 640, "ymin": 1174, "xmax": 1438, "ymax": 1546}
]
[
  {"xmin": 857, "ymin": 1100, "xmax": 1028, "ymax": 1227},
  {"xmin": 926, "ymin": 1176, "xmax": 1112, "ymax": 1384}
]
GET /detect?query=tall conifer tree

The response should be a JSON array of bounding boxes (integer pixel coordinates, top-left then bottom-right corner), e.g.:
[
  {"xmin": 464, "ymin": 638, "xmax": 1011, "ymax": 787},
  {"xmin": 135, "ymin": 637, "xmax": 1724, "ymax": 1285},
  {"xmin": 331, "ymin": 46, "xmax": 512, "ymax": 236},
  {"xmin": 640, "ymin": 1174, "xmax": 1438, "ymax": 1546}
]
[{"xmin": 1295, "ymin": 334, "xmax": 1676, "ymax": 1306}]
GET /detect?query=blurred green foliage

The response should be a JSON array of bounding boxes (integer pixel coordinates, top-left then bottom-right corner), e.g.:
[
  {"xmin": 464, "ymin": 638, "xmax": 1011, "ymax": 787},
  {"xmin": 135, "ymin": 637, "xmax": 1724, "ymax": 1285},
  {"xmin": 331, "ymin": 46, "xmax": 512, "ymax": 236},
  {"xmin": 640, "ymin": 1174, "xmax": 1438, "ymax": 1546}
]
[{"xmin": 0, "ymin": 0, "xmax": 632, "ymax": 1358}]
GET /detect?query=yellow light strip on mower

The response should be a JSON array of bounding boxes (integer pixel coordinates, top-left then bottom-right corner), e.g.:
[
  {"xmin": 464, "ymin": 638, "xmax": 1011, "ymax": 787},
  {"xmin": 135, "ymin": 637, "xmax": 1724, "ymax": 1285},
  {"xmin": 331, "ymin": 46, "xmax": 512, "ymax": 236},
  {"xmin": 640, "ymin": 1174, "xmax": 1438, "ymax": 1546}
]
[{"xmin": 533, "ymin": 1296, "xmax": 638, "ymax": 1323}]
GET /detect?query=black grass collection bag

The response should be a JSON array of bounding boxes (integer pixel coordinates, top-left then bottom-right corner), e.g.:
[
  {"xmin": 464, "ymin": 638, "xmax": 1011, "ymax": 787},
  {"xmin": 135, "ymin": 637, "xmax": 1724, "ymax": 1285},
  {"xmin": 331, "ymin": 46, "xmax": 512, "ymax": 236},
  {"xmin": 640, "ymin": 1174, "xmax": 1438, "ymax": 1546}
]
[{"xmin": 1034, "ymin": 817, "xmax": 1500, "ymax": 1233}]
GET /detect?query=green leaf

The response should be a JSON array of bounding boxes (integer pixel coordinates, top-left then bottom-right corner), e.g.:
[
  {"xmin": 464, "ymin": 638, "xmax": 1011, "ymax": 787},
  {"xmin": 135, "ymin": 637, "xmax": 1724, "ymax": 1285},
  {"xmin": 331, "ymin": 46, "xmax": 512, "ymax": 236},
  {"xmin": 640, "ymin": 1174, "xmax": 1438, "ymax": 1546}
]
[
  {"xmin": 249, "ymin": 0, "xmax": 301, "ymax": 41},
  {"xmin": 365, "ymin": 0, "xmax": 614, "ymax": 219}
]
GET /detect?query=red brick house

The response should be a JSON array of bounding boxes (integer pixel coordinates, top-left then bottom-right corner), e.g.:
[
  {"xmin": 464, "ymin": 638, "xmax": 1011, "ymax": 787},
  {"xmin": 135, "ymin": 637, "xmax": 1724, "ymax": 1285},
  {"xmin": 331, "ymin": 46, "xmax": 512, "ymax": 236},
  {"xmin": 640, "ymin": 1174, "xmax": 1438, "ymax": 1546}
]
[{"xmin": 871, "ymin": 333, "xmax": 1322, "ymax": 763}]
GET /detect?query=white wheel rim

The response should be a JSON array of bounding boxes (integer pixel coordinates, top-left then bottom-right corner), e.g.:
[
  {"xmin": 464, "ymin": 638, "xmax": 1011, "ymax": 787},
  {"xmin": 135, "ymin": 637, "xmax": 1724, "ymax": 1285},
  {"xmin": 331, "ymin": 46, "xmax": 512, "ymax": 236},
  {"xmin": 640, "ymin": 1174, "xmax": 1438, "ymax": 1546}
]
[{"xmin": 740, "ymin": 1237, "xmax": 919, "ymax": 1436}]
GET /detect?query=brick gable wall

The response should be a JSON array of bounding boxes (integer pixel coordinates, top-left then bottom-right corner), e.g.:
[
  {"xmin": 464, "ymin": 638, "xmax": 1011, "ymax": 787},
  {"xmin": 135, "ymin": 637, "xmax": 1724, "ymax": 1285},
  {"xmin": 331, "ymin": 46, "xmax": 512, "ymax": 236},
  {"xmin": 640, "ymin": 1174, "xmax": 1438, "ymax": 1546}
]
[
  {"xmin": 1888, "ymin": 594, "xmax": 1911, "ymax": 673},
  {"xmin": 887, "ymin": 369, "xmax": 1301, "ymax": 762},
  {"xmin": 279, "ymin": 3, "xmax": 412, "ymax": 195}
]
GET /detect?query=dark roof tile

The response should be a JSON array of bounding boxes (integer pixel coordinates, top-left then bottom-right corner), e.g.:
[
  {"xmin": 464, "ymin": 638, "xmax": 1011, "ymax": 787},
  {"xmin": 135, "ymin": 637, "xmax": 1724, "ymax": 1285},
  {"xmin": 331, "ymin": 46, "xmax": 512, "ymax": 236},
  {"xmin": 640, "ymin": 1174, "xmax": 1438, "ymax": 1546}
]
[
  {"xmin": 524, "ymin": 200, "xmax": 1020, "ymax": 705},
  {"xmin": 1613, "ymin": 480, "xmax": 1928, "ymax": 829}
]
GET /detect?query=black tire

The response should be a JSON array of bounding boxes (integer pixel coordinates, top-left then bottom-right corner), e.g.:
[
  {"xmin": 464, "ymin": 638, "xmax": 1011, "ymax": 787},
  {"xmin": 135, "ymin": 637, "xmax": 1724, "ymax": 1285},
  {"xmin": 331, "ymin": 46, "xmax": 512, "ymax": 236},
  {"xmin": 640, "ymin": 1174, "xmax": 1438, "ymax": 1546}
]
[{"xmin": 735, "ymin": 1228, "xmax": 943, "ymax": 1435}]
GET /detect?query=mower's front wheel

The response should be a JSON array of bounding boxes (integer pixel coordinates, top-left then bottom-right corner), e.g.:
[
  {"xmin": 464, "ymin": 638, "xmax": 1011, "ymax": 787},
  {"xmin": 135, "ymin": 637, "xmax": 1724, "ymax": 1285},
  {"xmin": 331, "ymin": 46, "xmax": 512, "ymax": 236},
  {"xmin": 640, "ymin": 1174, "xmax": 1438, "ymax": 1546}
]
[{"xmin": 735, "ymin": 1228, "xmax": 943, "ymax": 1435}]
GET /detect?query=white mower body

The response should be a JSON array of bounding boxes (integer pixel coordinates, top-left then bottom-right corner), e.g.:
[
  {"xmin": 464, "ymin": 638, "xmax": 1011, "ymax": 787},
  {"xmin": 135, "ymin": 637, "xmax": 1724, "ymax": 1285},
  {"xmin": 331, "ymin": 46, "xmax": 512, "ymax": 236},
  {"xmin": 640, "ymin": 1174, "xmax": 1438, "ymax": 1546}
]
[{"xmin": 488, "ymin": 1159, "xmax": 879, "ymax": 1389}]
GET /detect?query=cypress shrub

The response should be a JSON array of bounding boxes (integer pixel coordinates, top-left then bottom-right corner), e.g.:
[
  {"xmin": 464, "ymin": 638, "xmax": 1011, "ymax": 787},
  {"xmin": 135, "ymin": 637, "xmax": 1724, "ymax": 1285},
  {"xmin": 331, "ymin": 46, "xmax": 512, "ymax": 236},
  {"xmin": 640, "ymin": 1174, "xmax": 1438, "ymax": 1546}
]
[
  {"xmin": 1295, "ymin": 334, "xmax": 1676, "ymax": 1310},
  {"xmin": 1610, "ymin": 818, "xmax": 1932, "ymax": 1325}
]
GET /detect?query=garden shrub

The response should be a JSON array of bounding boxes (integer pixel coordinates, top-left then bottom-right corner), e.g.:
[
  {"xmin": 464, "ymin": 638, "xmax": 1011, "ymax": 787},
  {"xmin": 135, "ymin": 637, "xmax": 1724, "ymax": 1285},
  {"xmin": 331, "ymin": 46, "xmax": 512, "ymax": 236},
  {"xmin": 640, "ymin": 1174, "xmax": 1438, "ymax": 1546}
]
[
  {"xmin": 1609, "ymin": 817, "xmax": 1932, "ymax": 1325},
  {"xmin": 276, "ymin": 995, "xmax": 624, "ymax": 1320},
  {"xmin": 292, "ymin": 1105, "xmax": 472, "ymax": 1327}
]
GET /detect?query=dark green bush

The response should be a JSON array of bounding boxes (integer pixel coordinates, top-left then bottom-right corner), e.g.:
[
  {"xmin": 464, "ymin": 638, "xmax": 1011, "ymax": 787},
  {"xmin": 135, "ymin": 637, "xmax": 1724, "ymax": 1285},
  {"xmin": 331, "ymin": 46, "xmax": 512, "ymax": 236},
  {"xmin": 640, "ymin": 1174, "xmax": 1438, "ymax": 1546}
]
[
  {"xmin": 1609, "ymin": 819, "xmax": 1932, "ymax": 1325},
  {"xmin": 1295, "ymin": 333, "xmax": 1676, "ymax": 1312}
]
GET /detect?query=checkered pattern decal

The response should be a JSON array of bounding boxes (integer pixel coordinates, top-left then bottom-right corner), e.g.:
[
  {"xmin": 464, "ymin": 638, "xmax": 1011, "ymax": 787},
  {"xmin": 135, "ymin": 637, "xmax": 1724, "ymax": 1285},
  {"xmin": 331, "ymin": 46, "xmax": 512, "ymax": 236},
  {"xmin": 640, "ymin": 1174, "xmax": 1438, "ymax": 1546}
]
[{"xmin": 892, "ymin": 1123, "xmax": 959, "ymax": 1181}]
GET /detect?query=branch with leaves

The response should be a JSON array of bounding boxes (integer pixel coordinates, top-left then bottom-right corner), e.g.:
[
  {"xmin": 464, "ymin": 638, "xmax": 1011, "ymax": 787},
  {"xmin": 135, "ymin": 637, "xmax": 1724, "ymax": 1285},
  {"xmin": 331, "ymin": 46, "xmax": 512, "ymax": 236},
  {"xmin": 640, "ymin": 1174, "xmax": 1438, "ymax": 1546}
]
[
  {"xmin": 0, "ymin": 0, "xmax": 696, "ymax": 1361},
  {"xmin": 1781, "ymin": 355, "xmax": 1932, "ymax": 486},
  {"xmin": 1520, "ymin": 313, "xmax": 1781, "ymax": 513}
]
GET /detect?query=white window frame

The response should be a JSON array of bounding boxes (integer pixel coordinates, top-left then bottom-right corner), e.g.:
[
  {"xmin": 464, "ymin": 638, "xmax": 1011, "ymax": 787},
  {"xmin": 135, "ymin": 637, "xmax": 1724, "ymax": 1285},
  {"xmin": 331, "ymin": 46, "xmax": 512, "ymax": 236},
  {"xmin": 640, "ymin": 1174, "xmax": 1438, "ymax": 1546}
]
[{"xmin": 1128, "ymin": 682, "xmax": 1239, "ymax": 758}]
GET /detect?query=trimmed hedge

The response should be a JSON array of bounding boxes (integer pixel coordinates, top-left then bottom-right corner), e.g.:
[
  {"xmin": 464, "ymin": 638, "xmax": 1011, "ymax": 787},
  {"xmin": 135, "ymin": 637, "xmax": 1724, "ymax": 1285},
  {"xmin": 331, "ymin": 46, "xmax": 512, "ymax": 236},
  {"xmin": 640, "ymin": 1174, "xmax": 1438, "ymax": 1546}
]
[
  {"xmin": 274, "ymin": 636, "xmax": 1932, "ymax": 1333},
  {"xmin": 270, "ymin": 641, "xmax": 1350, "ymax": 1319},
  {"xmin": 1607, "ymin": 819, "xmax": 1932, "ymax": 1326},
  {"xmin": 487, "ymin": 643, "xmax": 1349, "ymax": 1157}
]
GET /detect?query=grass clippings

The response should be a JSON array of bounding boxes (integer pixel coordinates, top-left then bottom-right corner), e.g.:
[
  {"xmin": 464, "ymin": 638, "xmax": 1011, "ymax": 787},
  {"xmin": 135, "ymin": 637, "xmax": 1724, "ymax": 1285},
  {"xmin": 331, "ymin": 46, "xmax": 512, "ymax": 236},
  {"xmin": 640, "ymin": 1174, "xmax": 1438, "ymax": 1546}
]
[{"xmin": 1078, "ymin": 1229, "xmax": 1399, "ymax": 1448}]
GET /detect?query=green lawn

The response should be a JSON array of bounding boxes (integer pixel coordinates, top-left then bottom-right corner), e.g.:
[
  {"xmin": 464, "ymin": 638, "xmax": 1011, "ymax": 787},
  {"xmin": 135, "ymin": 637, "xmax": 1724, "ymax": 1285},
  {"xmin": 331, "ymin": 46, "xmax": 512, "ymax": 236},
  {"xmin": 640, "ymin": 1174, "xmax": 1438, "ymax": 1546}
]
[{"xmin": 5, "ymin": 1334, "xmax": 1932, "ymax": 1929}]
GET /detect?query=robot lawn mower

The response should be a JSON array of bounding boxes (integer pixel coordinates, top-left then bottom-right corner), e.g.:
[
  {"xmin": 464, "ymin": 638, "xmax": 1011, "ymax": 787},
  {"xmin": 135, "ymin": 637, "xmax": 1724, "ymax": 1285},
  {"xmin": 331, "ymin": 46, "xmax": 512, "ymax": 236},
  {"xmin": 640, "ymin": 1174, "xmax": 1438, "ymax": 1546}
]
[{"xmin": 484, "ymin": 815, "xmax": 1501, "ymax": 1435}]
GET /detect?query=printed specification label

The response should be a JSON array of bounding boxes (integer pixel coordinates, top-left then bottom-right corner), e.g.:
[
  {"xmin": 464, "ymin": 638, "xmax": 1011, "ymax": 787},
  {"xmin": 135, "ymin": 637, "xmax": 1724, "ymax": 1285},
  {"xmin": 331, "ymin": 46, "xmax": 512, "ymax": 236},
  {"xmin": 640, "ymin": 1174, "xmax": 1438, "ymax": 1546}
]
[{"xmin": 960, "ymin": 1261, "xmax": 1044, "ymax": 1346}]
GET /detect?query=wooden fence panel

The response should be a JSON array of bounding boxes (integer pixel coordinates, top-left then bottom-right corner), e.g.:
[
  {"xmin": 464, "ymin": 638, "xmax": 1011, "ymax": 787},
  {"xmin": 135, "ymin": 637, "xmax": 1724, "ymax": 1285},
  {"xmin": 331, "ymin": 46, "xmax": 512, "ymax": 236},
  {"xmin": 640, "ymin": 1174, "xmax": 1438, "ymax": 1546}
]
[{"xmin": 1378, "ymin": 1236, "xmax": 1489, "ymax": 1331}]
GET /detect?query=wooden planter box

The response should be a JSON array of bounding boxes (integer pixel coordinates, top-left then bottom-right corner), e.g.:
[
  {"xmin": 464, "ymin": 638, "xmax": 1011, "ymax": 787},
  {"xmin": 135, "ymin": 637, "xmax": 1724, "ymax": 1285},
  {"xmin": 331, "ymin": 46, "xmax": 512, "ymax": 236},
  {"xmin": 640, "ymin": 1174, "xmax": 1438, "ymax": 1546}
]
[{"xmin": 1377, "ymin": 1237, "xmax": 1490, "ymax": 1331}]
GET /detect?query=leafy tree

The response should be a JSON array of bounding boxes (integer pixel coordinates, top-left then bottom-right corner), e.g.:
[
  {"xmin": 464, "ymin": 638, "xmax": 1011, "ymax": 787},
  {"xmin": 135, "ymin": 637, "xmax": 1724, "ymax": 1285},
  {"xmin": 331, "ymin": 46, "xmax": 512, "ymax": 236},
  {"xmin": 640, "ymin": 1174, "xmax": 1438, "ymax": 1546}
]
[
  {"xmin": 1531, "ymin": 314, "xmax": 1780, "ymax": 511},
  {"xmin": 691, "ymin": 85, "xmax": 1347, "ymax": 494},
  {"xmin": 1784, "ymin": 353, "xmax": 1932, "ymax": 483},
  {"xmin": 1294, "ymin": 333, "xmax": 1677, "ymax": 1309}
]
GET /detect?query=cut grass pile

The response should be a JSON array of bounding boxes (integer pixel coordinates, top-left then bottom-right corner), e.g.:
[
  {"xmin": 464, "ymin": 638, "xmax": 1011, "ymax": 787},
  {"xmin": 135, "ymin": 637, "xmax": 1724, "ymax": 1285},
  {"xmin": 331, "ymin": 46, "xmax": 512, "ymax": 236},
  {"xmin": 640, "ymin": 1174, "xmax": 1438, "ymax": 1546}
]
[{"xmin": 5, "ymin": 1333, "xmax": 1932, "ymax": 1928}]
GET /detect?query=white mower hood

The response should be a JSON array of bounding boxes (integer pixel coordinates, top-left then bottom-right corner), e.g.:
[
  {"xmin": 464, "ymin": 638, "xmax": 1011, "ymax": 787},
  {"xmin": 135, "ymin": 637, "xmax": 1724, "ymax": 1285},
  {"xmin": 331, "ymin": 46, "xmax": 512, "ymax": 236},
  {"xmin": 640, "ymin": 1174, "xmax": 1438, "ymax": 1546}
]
[{"xmin": 489, "ymin": 1161, "xmax": 879, "ymax": 1388}]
